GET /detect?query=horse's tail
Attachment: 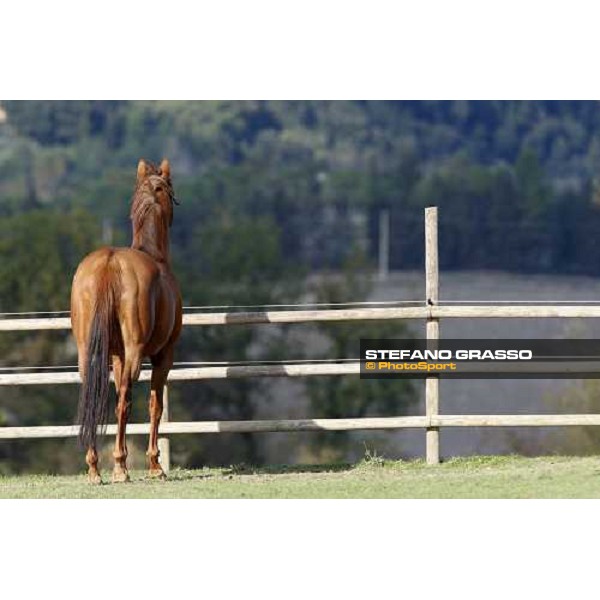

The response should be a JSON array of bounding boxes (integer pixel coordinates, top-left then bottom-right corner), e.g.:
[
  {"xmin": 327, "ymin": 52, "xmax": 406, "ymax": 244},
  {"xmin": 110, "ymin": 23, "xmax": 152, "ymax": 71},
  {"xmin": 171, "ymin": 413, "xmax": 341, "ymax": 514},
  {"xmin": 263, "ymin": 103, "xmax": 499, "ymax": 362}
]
[{"xmin": 76, "ymin": 256, "xmax": 120, "ymax": 449}]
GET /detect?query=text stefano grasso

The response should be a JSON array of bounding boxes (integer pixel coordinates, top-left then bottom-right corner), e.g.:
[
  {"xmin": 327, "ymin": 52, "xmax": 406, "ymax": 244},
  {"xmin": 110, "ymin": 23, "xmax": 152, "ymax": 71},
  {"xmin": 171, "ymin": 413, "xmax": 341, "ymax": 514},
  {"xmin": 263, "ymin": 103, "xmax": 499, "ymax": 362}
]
[{"xmin": 364, "ymin": 349, "xmax": 533, "ymax": 361}]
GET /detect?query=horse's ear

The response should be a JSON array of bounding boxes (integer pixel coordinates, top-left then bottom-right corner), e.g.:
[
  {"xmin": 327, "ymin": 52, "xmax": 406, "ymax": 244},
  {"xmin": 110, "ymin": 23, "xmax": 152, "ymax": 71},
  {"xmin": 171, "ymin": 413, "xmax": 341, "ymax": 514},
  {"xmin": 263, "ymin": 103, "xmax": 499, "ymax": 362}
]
[
  {"xmin": 160, "ymin": 158, "xmax": 171, "ymax": 181},
  {"xmin": 137, "ymin": 159, "xmax": 147, "ymax": 180}
]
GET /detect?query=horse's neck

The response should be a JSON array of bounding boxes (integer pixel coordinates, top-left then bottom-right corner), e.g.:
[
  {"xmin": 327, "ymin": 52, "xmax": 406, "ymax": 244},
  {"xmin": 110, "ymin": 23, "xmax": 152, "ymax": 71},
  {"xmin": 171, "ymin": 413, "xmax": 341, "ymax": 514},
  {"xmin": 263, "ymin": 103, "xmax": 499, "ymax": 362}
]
[{"xmin": 131, "ymin": 215, "xmax": 171, "ymax": 264}]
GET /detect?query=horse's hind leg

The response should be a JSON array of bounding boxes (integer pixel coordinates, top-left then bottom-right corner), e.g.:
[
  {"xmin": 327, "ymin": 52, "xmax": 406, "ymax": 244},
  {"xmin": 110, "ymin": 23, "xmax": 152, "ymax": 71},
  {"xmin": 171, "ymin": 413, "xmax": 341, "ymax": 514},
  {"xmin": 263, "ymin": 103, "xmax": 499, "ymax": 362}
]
[
  {"xmin": 147, "ymin": 345, "xmax": 174, "ymax": 479},
  {"xmin": 77, "ymin": 342, "xmax": 102, "ymax": 485},
  {"xmin": 112, "ymin": 346, "xmax": 141, "ymax": 483},
  {"xmin": 86, "ymin": 446, "xmax": 101, "ymax": 484},
  {"xmin": 107, "ymin": 353, "xmax": 124, "ymax": 482},
  {"xmin": 112, "ymin": 377, "xmax": 132, "ymax": 483}
]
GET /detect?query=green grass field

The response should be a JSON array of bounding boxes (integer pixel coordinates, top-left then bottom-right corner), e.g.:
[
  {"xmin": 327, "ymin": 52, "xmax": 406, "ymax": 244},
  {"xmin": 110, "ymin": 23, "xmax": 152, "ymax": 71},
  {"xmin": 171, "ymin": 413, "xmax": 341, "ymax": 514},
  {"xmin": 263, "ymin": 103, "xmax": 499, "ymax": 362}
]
[{"xmin": 3, "ymin": 455, "xmax": 600, "ymax": 498}]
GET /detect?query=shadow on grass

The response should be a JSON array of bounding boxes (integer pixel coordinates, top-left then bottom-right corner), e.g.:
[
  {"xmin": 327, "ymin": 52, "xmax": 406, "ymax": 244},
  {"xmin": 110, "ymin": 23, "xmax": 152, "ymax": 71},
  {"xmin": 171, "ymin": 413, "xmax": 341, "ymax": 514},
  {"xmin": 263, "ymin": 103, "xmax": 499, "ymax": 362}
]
[
  {"xmin": 162, "ymin": 462, "xmax": 356, "ymax": 482},
  {"xmin": 224, "ymin": 462, "xmax": 355, "ymax": 476}
]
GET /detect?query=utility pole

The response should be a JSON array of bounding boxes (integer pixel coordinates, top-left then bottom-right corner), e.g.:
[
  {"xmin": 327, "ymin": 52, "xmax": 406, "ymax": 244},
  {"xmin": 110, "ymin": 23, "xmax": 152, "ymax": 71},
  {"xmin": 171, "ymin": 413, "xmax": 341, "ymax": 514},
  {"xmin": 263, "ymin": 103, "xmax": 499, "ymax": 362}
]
[
  {"xmin": 378, "ymin": 208, "xmax": 390, "ymax": 281},
  {"xmin": 102, "ymin": 218, "xmax": 113, "ymax": 245}
]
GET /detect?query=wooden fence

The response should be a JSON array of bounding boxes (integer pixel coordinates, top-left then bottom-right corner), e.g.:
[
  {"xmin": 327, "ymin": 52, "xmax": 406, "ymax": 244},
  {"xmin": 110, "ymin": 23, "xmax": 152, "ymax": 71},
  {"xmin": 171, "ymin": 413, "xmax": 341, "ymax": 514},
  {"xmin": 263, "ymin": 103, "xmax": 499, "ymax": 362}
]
[{"xmin": 1, "ymin": 206, "xmax": 600, "ymax": 471}]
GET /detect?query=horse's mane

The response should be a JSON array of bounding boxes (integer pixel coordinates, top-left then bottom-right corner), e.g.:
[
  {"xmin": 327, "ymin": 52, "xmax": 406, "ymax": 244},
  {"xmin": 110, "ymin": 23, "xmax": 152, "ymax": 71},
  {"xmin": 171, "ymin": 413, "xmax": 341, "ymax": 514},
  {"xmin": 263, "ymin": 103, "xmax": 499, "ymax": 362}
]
[{"xmin": 130, "ymin": 160, "xmax": 174, "ymax": 259}]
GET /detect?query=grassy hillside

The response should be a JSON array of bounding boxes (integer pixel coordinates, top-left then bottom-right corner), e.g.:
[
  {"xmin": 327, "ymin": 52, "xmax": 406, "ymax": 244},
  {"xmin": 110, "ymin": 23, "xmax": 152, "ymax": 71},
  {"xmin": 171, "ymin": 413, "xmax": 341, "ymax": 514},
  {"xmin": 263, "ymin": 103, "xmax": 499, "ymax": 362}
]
[{"xmin": 3, "ymin": 455, "xmax": 600, "ymax": 498}]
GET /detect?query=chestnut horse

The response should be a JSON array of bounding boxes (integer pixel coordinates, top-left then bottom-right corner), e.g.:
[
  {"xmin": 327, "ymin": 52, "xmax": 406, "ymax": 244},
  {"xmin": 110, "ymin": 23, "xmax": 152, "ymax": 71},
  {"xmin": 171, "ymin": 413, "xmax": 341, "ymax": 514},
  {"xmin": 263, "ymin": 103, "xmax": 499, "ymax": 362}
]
[{"xmin": 71, "ymin": 159, "xmax": 182, "ymax": 483}]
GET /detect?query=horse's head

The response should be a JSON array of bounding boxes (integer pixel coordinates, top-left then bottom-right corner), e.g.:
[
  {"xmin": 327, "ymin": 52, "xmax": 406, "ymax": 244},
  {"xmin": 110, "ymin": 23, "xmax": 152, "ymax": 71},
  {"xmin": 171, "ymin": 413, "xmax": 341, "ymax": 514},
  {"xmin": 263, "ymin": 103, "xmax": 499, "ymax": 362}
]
[{"xmin": 131, "ymin": 158, "xmax": 177, "ymax": 229}]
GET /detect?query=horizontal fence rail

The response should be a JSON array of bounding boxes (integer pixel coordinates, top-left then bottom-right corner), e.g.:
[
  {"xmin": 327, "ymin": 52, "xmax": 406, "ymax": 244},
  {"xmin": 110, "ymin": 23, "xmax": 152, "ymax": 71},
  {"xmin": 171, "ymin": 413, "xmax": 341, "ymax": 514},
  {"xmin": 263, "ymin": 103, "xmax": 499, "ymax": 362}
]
[
  {"xmin": 3, "ymin": 415, "xmax": 600, "ymax": 440},
  {"xmin": 4, "ymin": 359, "xmax": 600, "ymax": 387},
  {"xmin": 0, "ymin": 362, "xmax": 361, "ymax": 386},
  {"xmin": 3, "ymin": 207, "xmax": 600, "ymax": 469},
  {"xmin": 4, "ymin": 305, "xmax": 600, "ymax": 331}
]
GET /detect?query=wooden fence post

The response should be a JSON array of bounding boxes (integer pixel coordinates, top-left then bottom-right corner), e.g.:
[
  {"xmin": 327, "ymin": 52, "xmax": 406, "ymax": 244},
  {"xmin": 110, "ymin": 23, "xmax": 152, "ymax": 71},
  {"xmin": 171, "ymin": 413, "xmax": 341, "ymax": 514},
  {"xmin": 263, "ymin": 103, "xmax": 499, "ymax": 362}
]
[
  {"xmin": 158, "ymin": 384, "xmax": 171, "ymax": 473},
  {"xmin": 425, "ymin": 207, "xmax": 440, "ymax": 465}
]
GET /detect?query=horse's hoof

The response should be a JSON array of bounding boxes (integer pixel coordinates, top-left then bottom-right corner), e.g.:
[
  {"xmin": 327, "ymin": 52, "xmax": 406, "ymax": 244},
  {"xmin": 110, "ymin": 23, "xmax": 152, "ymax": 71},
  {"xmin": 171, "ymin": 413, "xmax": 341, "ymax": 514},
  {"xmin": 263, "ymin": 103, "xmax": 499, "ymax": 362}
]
[
  {"xmin": 112, "ymin": 469, "xmax": 130, "ymax": 483},
  {"xmin": 88, "ymin": 472, "xmax": 102, "ymax": 485},
  {"xmin": 148, "ymin": 468, "xmax": 167, "ymax": 480}
]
